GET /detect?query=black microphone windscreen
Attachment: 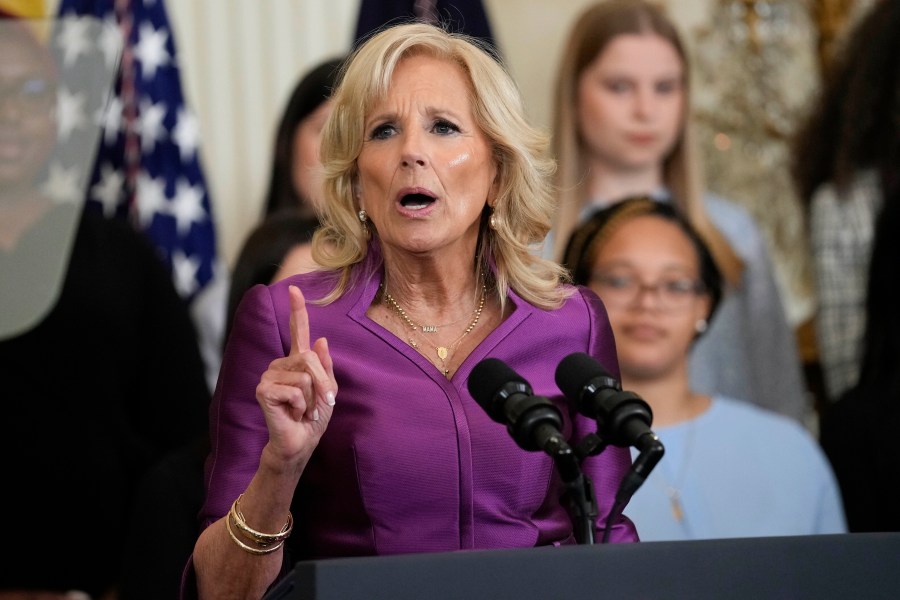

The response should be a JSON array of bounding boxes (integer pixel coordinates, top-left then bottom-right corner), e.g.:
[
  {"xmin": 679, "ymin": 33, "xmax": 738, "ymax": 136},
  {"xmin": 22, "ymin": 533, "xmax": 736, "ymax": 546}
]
[
  {"xmin": 555, "ymin": 352, "xmax": 613, "ymax": 401},
  {"xmin": 467, "ymin": 357, "xmax": 528, "ymax": 413}
]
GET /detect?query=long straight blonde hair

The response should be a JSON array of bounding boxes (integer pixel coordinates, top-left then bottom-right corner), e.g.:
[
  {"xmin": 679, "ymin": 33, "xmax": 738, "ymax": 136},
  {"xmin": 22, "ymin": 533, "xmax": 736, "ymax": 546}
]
[{"xmin": 550, "ymin": 0, "xmax": 743, "ymax": 286}]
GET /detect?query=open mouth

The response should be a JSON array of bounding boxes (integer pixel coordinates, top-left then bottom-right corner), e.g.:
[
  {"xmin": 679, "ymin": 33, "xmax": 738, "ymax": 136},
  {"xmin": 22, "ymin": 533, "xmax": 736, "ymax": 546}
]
[{"xmin": 400, "ymin": 192, "xmax": 436, "ymax": 209}]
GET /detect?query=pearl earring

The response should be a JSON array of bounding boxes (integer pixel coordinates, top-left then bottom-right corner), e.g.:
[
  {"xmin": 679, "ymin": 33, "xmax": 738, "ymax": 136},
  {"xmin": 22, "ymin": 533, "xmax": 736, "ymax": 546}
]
[{"xmin": 695, "ymin": 319, "xmax": 708, "ymax": 334}]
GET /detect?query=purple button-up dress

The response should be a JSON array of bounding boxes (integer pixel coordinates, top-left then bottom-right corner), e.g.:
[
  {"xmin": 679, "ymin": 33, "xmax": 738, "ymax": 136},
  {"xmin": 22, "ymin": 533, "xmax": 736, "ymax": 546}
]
[{"xmin": 199, "ymin": 254, "xmax": 638, "ymax": 568}]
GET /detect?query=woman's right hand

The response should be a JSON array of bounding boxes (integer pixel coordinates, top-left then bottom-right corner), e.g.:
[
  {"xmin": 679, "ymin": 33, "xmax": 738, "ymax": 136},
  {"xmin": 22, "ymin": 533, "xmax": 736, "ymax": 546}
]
[{"xmin": 255, "ymin": 284, "xmax": 337, "ymax": 468}]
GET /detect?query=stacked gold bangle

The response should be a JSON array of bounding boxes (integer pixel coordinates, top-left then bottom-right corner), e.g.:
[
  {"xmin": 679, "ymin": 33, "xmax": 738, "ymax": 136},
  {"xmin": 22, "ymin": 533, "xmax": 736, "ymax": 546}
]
[{"xmin": 225, "ymin": 493, "xmax": 293, "ymax": 555}]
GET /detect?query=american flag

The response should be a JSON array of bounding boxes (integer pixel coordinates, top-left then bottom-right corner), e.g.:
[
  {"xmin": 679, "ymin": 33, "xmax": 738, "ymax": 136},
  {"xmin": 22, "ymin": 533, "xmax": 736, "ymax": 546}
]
[{"xmin": 56, "ymin": 0, "xmax": 218, "ymax": 302}]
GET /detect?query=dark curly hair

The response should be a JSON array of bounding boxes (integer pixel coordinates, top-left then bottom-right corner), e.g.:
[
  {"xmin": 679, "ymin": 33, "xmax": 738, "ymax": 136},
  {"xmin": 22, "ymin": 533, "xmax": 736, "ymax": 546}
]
[{"xmin": 791, "ymin": 0, "xmax": 900, "ymax": 205}]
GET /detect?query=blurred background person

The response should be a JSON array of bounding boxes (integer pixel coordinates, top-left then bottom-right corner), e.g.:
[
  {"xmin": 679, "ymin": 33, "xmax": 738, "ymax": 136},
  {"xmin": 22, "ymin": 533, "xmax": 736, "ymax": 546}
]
[
  {"xmin": 262, "ymin": 56, "xmax": 345, "ymax": 219},
  {"xmin": 790, "ymin": 0, "xmax": 900, "ymax": 406},
  {"xmin": 0, "ymin": 16, "xmax": 210, "ymax": 599},
  {"xmin": 818, "ymin": 187, "xmax": 900, "ymax": 533},
  {"xmin": 196, "ymin": 57, "xmax": 344, "ymax": 395},
  {"xmin": 792, "ymin": 0, "xmax": 900, "ymax": 533},
  {"xmin": 549, "ymin": 0, "xmax": 809, "ymax": 425},
  {"xmin": 225, "ymin": 210, "xmax": 321, "ymax": 346},
  {"xmin": 562, "ymin": 197, "xmax": 846, "ymax": 541}
]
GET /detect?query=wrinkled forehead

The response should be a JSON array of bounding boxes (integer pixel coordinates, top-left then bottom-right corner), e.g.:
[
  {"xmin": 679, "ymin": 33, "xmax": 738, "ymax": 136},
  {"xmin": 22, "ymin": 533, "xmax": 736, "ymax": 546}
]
[{"xmin": 366, "ymin": 48, "xmax": 473, "ymax": 110}]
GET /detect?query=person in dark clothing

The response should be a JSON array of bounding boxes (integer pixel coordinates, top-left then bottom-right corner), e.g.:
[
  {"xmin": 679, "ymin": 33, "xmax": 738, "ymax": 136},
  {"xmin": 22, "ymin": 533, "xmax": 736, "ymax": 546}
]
[
  {"xmin": 0, "ymin": 207, "xmax": 211, "ymax": 598},
  {"xmin": 792, "ymin": 0, "xmax": 900, "ymax": 534},
  {"xmin": 819, "ymin": 189, "xmax": 900, "ymax": 533},
  {"xmin": 1, "ymin": 17, "xmax": 210, "ymax": 599}
]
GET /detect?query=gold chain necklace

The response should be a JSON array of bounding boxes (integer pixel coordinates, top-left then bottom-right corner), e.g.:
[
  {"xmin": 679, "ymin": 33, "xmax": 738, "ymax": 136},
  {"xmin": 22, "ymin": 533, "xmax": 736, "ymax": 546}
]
[
  {"xmin": 383, "ymin": 286, "xmax": 480, "ymax": 333},
  {"xmin": 384, "ymin": 283, "xmax": 486, "ymax": 377}
]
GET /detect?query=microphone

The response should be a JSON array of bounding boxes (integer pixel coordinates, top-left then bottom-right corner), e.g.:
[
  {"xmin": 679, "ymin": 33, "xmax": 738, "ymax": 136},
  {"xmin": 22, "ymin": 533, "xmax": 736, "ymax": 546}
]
[
  {"xmin": 555, "ymin": 352, "xmax": 665, "ymax": 542},
  {"xmin": 468, "ymin": 357, "xmax": 600, "ymax": 544},
  {"xmin": 467, "ymin": 357, "xmax": 570, "ymax": 455},
  {"xmin": 555, "ymin": 352, "xmax": 659, "ymax": 453}
]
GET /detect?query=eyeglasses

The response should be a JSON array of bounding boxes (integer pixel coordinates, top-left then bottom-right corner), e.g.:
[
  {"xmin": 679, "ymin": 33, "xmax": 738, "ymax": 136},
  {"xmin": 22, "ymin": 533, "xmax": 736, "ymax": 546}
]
[
  {"xmin": 0, "ymin": 77, "xmax": 57, "ymax": 119},
  {"xmin": 591, "ymin": 272, "xmax": 705, "ymax": 311}
]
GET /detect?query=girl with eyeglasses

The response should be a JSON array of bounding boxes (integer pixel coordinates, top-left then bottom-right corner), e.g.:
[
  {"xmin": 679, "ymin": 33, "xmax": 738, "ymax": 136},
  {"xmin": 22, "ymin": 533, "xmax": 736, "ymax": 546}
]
[{"xmin": 562, "ymin": 197, "xmax": 846, "ymax": 540}]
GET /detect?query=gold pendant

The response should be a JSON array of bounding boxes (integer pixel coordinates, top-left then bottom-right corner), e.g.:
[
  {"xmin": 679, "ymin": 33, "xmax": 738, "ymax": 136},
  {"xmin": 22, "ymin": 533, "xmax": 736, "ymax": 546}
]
[
  {"xmin": 437, "ymin": 346, "xmax": 449, "ymax": 360},
  {"xmin": 668, "ymin": 490, "xmax": 684, "ymax": 522}
]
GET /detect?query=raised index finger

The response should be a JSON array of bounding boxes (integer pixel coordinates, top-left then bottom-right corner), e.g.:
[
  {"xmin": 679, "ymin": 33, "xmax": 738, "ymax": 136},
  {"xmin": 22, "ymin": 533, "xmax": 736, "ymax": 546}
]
[{"xmin": 288, "ymin": 285, "xmax": 311, "ymax": 355}]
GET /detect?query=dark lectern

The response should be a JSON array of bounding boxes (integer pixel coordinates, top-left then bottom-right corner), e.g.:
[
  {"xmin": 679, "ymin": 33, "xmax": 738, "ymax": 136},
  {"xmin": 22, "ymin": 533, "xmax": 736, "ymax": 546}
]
[{"xmin": 264, "ymin": 533, "xmax": 900, "ymax": 600}]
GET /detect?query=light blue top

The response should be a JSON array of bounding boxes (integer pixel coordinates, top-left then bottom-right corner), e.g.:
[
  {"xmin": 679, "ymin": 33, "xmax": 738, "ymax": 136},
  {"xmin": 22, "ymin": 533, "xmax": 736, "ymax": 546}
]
[{"xmin": 626, "ymin": 396, "xmax": 847, "ymax": 541}]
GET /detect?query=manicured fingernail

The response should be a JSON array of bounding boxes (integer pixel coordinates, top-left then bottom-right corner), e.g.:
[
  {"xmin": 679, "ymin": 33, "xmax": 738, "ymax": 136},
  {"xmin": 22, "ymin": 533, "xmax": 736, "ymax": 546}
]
[
  {"xmin": 326, "ymin": 391, "xmax": 336, "ymax": 406},
  {"xmin": 312, "ymin": 408, "xmax": 320, "ymax": 421}
]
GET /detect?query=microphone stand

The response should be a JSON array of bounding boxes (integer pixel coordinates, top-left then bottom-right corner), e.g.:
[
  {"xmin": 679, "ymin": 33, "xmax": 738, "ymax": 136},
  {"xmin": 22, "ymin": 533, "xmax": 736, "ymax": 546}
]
[
  {"xmin": 601, "ymin": 432, "xmax": 664, "ymax": 544},
  {"xmin": 549, "ymin": 431, "xmax": 614, "ymax": 545},
  {"xmin": 548, "ymin": 436, "xmax": 597, "ymax": 545}
]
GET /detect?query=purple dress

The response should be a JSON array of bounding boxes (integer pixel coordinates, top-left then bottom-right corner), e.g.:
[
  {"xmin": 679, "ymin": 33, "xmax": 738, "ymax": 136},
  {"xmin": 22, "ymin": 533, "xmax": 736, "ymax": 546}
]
[{"xmin": 199, "ymin": 251, "xmax": 638, "ymax": 573}]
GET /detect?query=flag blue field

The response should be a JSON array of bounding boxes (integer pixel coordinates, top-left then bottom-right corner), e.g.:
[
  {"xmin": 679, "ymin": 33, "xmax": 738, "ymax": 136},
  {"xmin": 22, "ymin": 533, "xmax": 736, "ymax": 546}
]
[{"xmin": 57, "ymin": 0, "xmax": 218, "ymax": 302}]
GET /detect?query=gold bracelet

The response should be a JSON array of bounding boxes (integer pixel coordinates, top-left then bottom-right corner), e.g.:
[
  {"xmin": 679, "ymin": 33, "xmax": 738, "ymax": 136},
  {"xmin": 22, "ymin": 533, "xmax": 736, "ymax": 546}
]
[
  {"xmin": 230, "ymin": 494, "xmax": 294, "ymax": 545},
  {"xmin": 225, "ymin": 511, "xmax": 285, "ymax": 555}
]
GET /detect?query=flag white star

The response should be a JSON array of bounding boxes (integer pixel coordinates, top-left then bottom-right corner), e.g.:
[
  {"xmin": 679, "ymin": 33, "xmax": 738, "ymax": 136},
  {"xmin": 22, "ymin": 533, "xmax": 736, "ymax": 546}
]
[
  {"xmin": 172, "ymin": 249, "xmax": 200, "ymax": 297},
  {"xmin": 41, "ymin": 161, "xmax": 83, "ymax": 205},
  {"xmin": 135, "ymin": 171, "xmax": 169, "ymax": 228},
  {"xmin": 56, "ymin": 87, "xmax": 86, "ymax": 141},
  {"xmin": 57, "ymin": 16, "xmax": 93, "ymax": 66},
  {"xmin": 98, "ymin": 17, "xmax": 123, "ymax": 70},
  {"xmin": 90, "ymin": 163, "xmax": 125, "ymax": 217},
  {"xmin": 172, "ymin": 107, "xmax": 200, "ymax": 162},
  {"xmin": 134, "ymin": 21, "xmax": 171, "ymax": 80},
  {"xmin": 170, "ymin": 177, "xmax": 207, "ymax": 236},
  {"xmin": 138, "ymin": 98, "xmax": 168, "ymax": 153}
]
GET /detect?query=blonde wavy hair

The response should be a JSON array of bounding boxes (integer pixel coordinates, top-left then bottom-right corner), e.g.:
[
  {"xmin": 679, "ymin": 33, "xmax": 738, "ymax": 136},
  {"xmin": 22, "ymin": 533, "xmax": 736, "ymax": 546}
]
[
  {"xmin": 312, "ymin": 21, "xmax": 570, "ymax": 310},
  {"xmin": 550, "ymin": 0, "xmax": 743, "ymax": 286}
]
